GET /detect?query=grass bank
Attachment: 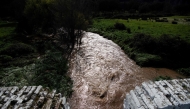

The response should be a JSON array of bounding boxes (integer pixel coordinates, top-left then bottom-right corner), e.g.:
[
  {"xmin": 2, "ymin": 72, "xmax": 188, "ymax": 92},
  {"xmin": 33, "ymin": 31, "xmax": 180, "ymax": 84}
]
[{"xmin": 88, "ymin": 18, "xmax": 190, "ymax": 40}]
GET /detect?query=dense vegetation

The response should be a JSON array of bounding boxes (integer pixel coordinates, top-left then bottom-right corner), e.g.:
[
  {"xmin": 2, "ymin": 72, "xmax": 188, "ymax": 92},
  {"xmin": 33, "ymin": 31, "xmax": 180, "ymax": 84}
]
[
  {"xmin": 0, "ymin": 0, "xmax": 93, "ymax": 97},
  {"xmin": 0, "ymin": 20, "xmax": 73, "ymax": 96}
]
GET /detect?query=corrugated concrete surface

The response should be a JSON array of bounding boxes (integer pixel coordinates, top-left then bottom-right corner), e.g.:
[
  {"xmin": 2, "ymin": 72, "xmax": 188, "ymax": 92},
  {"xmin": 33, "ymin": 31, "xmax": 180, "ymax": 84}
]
[
  {"xmin": 124, "ymin": 79, "xmax": 190, "ymax": 109},
  {"xmin": 0, "ymin": 86, "xmax": 70, "ymax": 109}
]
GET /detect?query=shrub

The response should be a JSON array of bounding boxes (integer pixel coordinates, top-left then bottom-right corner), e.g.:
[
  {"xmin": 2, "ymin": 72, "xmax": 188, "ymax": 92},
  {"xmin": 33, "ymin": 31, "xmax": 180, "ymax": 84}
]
[
  {"xmin": 34, "ymin": 50, "xmax": 72, "ymax": 97},
  {"xmin": 114, "ymin": 22, "xmax": 126, "ymax": 30},
  {"xmin": 134, "ymin": 53, "xmax": 163, "ymax": 67},
  {"xmin": 172, "ymin": 21, "xmax": 178, "ymax": 24},
  {"xmin": 153, "ymin": 34, "xmax": 190, "ymax": 68},
  {"xmin": 0, "ymin": 55, "xmax": 13, "ymax": 63},
  {"xmin": 124, "ymin": 33, "xmax": 190, "ymax": 68},
  {"xmin": 127, "ymin": 28, "xmax": 131, "ymax": 33},
  {"xmin": 0, "ymin": 43, "xmax": 35, "ymax": 57},
  {"xmin": 185, "ymin": 18, "xmax": 190, "ymax": 22},
  {"xmin": 128, "ymin": 33, "xmax": 157, "ymax": 53},
  {"xmin": 178, "ymin": 68, "xmax": 190, "ymax": 77},
  {"xmin": 8, "ymin": 58, "xmax": 36, "ymax": 67},
  {"xmin": 126, "ymin": 34, "xmax": 189, "ymax": 67}
]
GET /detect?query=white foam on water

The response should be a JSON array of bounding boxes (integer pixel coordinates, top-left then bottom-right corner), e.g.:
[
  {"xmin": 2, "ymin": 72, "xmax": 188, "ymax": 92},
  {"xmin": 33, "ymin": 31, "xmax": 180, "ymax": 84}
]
[
  {"xmin": 69, "ymin": 32, "xmax": 143, "ymax": 109},
  {"xmin": 68, "ymin": 32, "xmax": 184, "ymax": 109}
]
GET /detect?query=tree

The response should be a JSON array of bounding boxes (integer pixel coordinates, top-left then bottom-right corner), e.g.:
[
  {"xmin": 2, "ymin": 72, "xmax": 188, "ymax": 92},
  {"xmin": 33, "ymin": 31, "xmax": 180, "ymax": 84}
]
[
  {"xmin": 18, "ymin": 0, "xmax": 93, "ymax": 56},
  {"xmin": 53, "ymin": 0, "xmax": 92, "ymax": 51},
  {"xmin": 20, "ymin": 0, "xmax": 55, "ymax": 34}
]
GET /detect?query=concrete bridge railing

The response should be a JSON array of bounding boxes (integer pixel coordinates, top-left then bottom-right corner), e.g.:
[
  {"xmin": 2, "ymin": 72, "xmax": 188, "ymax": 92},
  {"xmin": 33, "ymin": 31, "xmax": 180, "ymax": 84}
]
[
  {"xmin": 124, "ymin": 79, "xmax": 190, "ymax": 109},
  {"xmin": 2, "ymin": 79, "xmax": 190, "ymax": 109},
  {"xmin": 0, "ymin": 86, "xmax": 70, "ymax": 109}
]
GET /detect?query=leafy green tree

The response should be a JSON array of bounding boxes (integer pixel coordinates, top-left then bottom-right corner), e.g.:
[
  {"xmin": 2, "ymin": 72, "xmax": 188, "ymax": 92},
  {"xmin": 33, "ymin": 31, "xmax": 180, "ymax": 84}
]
[
  {"xmin": 53, "ymin": 0, "xmax": 92, "ymax": 51},
  {"xmin": 22, "ymin": 0, "xmax": 55, "ymax": 33}
]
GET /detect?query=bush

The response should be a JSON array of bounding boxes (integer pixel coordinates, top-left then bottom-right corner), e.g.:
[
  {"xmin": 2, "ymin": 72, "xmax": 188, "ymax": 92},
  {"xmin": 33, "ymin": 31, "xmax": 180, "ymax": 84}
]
[
  {"xmin": 138, "ymin": 26, "xmax": 141, "ymax": 29},
  {"xmin": 185, "ymin": 18, "xmax": 190, "ymax": 22},
  {"xmin": 134, "ymin": 53, "xmax": 163, "ymax": 67},
  {"xmin": 0, "ymin": 55, "xmax": 13, "ymax": 63},
  {"xmin": 127, "ymin": 28, "xmax": 131, "ymax": 33},
  {"xmin": 172, "ymin": 21, "xmax": 178, "ymax": 24},
  {"xmin": 114, "ymin": 22, "xmax": 126, "ymax": 30},
  {"xmin": 178, "ymin": 68, "xmax": 190, "ymax": 77},
  {"xmin": 0, "ymin": 43, "xmax": 35, "ymax": 57},
  {"xmin": 34, "ymin": 50, "xmax": 72, "ymax": 97},
  {"xmin": 128, "ymin": 33, "xmax": 157, "ymax": 53},
  {"xmin": 157, "ymin": 35, "xmax": 190, "ymax": 67},
  {"xmin": 126, "ymin": 33, "xmax": 190, "ymax": 68}
]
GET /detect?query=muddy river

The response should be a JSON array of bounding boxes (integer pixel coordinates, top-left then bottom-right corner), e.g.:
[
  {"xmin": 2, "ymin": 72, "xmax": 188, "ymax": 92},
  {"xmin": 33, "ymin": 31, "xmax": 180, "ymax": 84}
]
[{"xmin": 69, "ymin": 32, "xmax": 184, "ymax": 109}]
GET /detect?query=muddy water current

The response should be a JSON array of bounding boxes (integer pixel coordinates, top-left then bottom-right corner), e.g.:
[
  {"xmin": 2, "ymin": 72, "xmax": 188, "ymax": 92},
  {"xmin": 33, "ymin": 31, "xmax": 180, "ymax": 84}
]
[{"xmin": 69, "ymin": 32, "xmax": 184, "ymax": 109}]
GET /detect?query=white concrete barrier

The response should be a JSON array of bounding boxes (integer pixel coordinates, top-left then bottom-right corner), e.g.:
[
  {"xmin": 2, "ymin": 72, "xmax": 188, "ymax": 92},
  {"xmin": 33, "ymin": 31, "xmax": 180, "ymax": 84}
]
[
  {"xmin": 124, "ymin": 79, "xmax": 190, "ymax": 109},
  {"xmin": 0, "ymin": 86, "xmax": 70, "ymax": 109}
]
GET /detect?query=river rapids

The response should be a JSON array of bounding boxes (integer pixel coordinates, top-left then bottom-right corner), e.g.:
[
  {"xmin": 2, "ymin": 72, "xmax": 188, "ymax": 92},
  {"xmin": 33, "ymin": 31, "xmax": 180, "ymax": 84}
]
[{"xmin": 69, "ymin": 32, "xmax": 184, "ymax": 109}]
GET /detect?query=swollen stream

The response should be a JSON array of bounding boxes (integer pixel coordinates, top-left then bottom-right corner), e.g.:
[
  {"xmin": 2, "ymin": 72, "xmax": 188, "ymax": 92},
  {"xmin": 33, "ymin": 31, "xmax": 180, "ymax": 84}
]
[{"xmin": 69, "ymin": 32, "xmax": 184, "ymax": 109}]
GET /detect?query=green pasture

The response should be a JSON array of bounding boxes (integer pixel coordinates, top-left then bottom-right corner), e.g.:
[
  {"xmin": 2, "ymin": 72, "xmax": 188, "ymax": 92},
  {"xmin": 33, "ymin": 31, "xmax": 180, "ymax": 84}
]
[{"xmin": 89, "ymin": 18, "xmax": 190, "ymax": 42}]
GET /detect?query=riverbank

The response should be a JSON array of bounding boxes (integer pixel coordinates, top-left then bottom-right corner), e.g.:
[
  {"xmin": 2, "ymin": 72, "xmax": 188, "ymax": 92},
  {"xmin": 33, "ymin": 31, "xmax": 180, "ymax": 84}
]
[{"xmin": 88, "ymin": 17, "xmax": 190, "ymax": 76}]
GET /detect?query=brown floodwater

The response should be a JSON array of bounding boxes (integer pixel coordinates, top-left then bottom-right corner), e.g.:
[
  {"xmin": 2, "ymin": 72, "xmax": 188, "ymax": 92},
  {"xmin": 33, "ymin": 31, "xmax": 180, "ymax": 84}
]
[{"xmin": 68, "ymin": 32, "xmax": 184, "ymax": 109}]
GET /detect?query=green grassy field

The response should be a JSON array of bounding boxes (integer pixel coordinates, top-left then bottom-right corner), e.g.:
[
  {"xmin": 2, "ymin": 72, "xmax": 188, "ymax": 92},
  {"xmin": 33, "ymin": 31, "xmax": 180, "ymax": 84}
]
[{"xmin": 88, "ymin": 18, "xmax": 190, "ymax": 42}]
